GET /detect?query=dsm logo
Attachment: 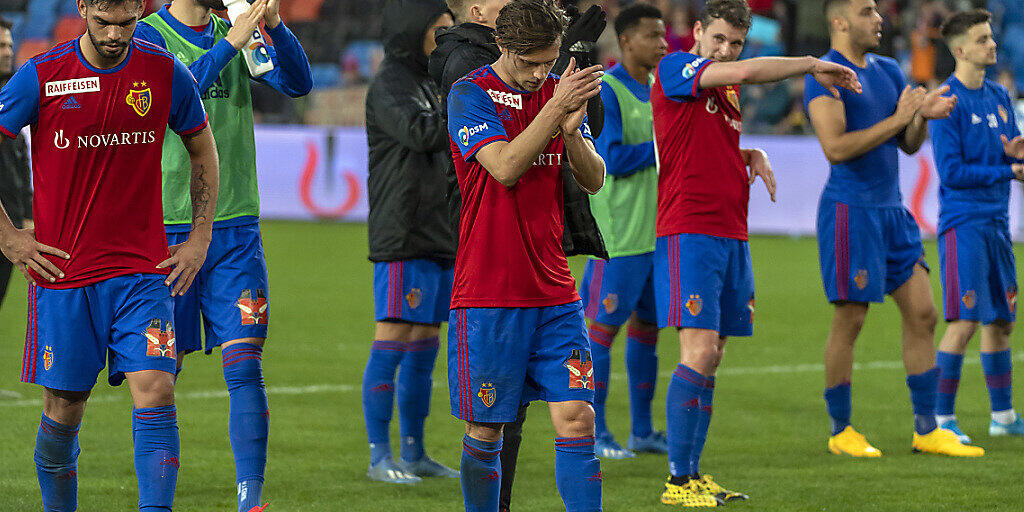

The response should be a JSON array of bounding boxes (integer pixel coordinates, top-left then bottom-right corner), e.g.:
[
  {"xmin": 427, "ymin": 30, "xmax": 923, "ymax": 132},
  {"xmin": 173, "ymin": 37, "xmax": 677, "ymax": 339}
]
[{"xmin": 458, "ymin": 123, "xmax": 488, "ymax": 146}]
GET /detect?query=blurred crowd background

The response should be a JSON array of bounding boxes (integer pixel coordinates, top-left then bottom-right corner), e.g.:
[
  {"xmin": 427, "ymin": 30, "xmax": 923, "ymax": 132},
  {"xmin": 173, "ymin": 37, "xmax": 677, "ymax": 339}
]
[{"xmin": 4, "ymin": 0, "xmax": 1023, "ymax": 132}]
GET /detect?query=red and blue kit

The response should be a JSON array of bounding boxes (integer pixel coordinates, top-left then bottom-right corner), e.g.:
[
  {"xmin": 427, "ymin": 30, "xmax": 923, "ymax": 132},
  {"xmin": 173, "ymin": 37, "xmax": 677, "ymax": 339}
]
[
  {"xmin": 445, "ymin": 65, "xmax": 594, "ymax": 422},
  {"xmin": 1, "ymin": 39, "xmax": 208, "ymax": 390},
  {"xmin": 651, "ymin": 51, "xmax": 754, "ymax": 336}
]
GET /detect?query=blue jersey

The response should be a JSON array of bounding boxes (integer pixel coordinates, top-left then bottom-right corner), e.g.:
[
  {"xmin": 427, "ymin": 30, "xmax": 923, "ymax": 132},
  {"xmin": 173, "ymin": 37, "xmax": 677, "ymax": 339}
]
[
  {"xmin": 804, "ymin": 50, "xmax": 907, "ymax": 207},
  {"xmin": 929, "ymin": 76, "xmax": 1022, "ymax": 234},
  {"xmin": 596, "ymin": 63, "xmax": 655, "ymax": 176}
]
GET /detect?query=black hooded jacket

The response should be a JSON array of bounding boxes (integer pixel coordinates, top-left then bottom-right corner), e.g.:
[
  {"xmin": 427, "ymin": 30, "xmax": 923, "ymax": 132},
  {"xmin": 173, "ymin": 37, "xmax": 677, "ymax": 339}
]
[
  {"xmin": 0, "ymin": 133, "xmax": 31, "ymax": 227},
  {"xmin": 366, "ymin": 0, "xmax": 455, "ymax": 263}
]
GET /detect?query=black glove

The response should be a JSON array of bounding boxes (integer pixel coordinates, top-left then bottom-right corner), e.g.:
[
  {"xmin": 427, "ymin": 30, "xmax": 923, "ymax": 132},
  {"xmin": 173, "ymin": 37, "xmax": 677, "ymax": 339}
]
[{"xmin": 561, "ymin": 4, "xmax": 606, "ymax": 60}]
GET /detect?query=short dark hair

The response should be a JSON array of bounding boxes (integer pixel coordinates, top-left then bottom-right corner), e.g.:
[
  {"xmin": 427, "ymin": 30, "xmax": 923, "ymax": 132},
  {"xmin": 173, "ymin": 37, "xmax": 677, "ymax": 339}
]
[
  {"xmin": 0, "ymin": 16, "xmax": 11, "ymax": 31},
  {"xmin": 494, "ymin": 0, "xmax": 568, "ymax": 54},
  {"xmin": 700, "ymin": 0, "xmax": 751, "ymax": 31},
  {"xmin": 822, "ymin": 0, "xmax": 849, "ymax": 17},
  {"xmin": 82, "ymin": 0, "xmax": 145, "ymax": 11},
  {"xmin": 941, "ymin": 9, "xmax": 992, "ymax": 43},
  {"xmin": 614, "ymin": 4, "xmax": 662, "ymax": 37}
]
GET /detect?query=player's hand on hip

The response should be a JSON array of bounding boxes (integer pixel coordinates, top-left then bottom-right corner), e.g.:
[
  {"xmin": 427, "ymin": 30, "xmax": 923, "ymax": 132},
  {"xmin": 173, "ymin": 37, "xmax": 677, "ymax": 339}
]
[
  {"xmin": 225, "ymin": 0, "xmax": 268, "ymax": 50},
  {"xmin": 894, "ymin": 85, "xmax": 926, "ymax": 125},
  {"xmin": 157, "ymin": 237, "xmax": 211, "ymax": 296},
  {"xmin": 0, "ymin": 227, "xmax": 69, "ymax": 283},
  {"xmin": 919, "ymin": 84, "xmax": 957, "ymax": 120},
  {"xmin": 552, "ymin": 57, "xmax": 603, "ymax": 114},
  {"xmin": 746, "ymin": 149, "xmax": 776, "ymax": 202},
  {"xmin": 264, "ymin": 0, "xmax": 281, "ymax": 29},
  {"xmin": 809, "ymin": 59, "xmax": 862, "ymax": 98},
  {"xmin": 1001, "ymin": 134, "xmax": 1024, "ymax": 160}
]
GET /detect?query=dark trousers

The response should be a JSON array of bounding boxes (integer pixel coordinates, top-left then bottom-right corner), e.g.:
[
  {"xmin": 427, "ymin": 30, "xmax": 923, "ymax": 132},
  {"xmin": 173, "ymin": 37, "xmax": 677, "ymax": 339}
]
[{"xmin": 0, "ymin": 252, "xmax": 12, "ymax": 311}]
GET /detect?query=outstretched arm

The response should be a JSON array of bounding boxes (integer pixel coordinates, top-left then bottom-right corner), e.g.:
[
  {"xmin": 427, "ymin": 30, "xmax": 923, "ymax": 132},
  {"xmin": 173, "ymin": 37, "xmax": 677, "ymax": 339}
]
[{"xmin": 700, "ymin": 56, "xmax": 861, "ymax": 95}]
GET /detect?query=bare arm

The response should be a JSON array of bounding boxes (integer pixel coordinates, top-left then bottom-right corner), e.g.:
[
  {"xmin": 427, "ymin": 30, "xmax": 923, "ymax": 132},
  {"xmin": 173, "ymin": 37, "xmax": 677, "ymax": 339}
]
[
  {"xmin": 807, "ymin": 85, "xmax": 921, "ymax": 164},
  {"xmin": 899, "ymin": 85, "xmax": 956, "ymax": 154},
  {"xmin": 564, "ymin": 129, "xmax": 605, "ymax": 194},
  {"xmin": 899, "ymin": 114, "xmax": 928, "ymax": 154},
  {"xmin": 700, "ymin": 56, "xmax": 861, "ymax": 96},
  {"xmin": 0, "ymin": 197, "xmax": 68, "ymax": 283}
]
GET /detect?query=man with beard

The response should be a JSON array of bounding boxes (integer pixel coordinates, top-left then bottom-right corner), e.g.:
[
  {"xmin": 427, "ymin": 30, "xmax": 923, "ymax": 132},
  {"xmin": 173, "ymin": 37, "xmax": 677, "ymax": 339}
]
[
  {"xmin": 0, "ymin": 0, "xmax": 218, "ymax": 509},
  {"xmin": 134, "ymin": 1, "xmax": 311, "ymax": 510},
  {"xmin": 806, "ymin": 0, "xmax": 981, "ymax": 459},
  {"xmin": 0, "ymin": 16, "xmax": 32, "ymax": 310}
]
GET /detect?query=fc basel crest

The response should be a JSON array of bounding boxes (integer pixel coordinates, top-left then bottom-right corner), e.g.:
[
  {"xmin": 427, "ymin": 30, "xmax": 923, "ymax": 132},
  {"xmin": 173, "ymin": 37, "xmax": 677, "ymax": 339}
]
[
  {"xmin": 686, "ymin": 294, "xmax": 703, "ymax": 316},
  {"xmin": 478, "ymin": 382, "xmax": 496, "ymax": 407},
  {"xmin": 725, "ymin": 88, "xmax": 740, "ymax": 110},
  {"xmin": 126, "ymin": 82, "xmax": 152, "ymax": 117},
  {"xmin": 406, "ymin": 288, "xmax": 422, "ymax": 309},
  {"xmin": 43, "ymin": 346, "xmax": 53, "ymax": 371},
  {"xmin": 602, "ymin": 293, "xmax": 619, "ymax": 314},
  {"xmin": 854, "ymin": 269, "xmax": 869, "ymax": 290},
  {"xmin": 144, "ymin": 319, "xmax": 176, "ymax": 359},
  {"xmin": 563, "ymin": 349, "xmax": 594, "ymax": 390},
  {"xmin": 238, "ymin": 289, "xmax": 269, "ymax": 325},
  {"xmin": 1008, "ymin": 289, "xmax": 1017, "ymax": 312},
  {"xmin": 962, "ymin": 290, "xmax": 977, "ymax": 309}
]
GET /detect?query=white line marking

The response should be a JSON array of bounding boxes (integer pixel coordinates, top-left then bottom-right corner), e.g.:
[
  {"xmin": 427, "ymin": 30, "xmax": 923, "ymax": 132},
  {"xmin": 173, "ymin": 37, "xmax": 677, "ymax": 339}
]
[{"xmin": 0, "ymin": 388, "xmax": 22, "ymax": 399}]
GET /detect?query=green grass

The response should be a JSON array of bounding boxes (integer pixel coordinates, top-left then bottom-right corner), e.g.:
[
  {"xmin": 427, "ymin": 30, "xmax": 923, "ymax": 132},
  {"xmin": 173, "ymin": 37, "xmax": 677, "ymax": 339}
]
[{"xmin": 1, "ymin": 220, "xmax": 1023, "ymax": 511}]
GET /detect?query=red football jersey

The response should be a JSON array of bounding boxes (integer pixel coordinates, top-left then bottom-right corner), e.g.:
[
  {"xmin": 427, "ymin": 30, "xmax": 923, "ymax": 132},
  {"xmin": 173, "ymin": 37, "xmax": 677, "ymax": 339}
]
[
  {"xmin": 0, "ymin": 39, "xmax": 208, "ymax": 288},
  {"xmin": 446, "ymin": 65, "xmax": 592, "ymax": 308},
  {"xmin": 652, "ymin": 51, "xmax": 749, "ymax": 240}
]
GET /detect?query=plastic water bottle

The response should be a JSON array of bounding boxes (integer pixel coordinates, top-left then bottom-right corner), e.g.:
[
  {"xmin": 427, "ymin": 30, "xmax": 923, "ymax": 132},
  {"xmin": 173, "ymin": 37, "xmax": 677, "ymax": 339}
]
[{"xmin": 223, "ymin": 0, "xmax": 275, "ymax": 77}]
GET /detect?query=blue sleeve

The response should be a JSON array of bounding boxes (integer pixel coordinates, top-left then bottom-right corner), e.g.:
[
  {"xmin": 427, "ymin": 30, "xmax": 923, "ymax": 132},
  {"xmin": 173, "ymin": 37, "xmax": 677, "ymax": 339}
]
[
  {"xmin": 447, "ymin": 81, "xmax": 507, "ymax": 161},
  {"xmin": 803, "ymin": 73, "xmax": 834, "ymax": 110},
  {"xmin": 168, "ymin": 56, "xmax": 209, "ymax": 135},
  {"xmin": 594, "ymin": 85, "xmax": 655, "ymax": 176},
  {"xmin": 134, "ymin": 21, "xmax": 168, "ymax": 48},
  {"xmin": 657, "ymin": 52, "xmax": 712, "ymax": 102},
  {"xmin": 0, "ymin": 61, "xmax": 40, "ymax": 138},
  {"xmin": 190, "ymin": 40, "xmax": 238, "ymax": 94},
  {"xmin": 929, "ymin": 113, "xmax": 1014, "ymax": 189},
  {"xmin": 252, "ymin": 22, "xmax": 313, "ymax": 97}
]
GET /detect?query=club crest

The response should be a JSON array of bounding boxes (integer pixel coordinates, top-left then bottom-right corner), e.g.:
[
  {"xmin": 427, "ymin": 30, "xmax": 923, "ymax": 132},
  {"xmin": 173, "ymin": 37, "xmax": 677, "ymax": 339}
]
[
  {"xmin": 125, "ymin": 82, "xmax": 152, "ymax": 117},
  {"xmin": 962, "ymin": 290, "xmax": 976, "ymax": 309},
  {"xmin": 748, "ymin": 297, "xmax": 756, "ymax": 323},
  {"xmin": 478, "ymin": 382, "xmax": 495, "ymax": 407},
  {"xmin": 406, "ymin": 288, "xmax": 422, "ymax": 309},
  {"xmin": 1007, "ymin": 289, "xmax": 1017, "ymax": 312},
  {"xmin": 999, "ymin": 105, "xmax": 1009, "ymax": 124},
  {"xmin": 854, "ymin": 269, "xmax": 869, "ymax": 290},
  {"xmin": 43, "ymin": 346, "xmax": 53, "ymax": 371},
  {"xmin": 144, "ymin": 319, "xmax": 176, "ymax": 358},
  {"xmin": 686, "ymin": 294, "xmax": 703, "ymax": 316},
  {"xmin": 238, "ymin": 289, "xmax": 269, "ymax": 325},
  {"xmin": 602, "ymin": 293, "xmax": 618, "ymax": 314},
  {"xmin": 564, "ymin": 349, "xmax": 594, "ymax": 390},
  {"xmin": 726, "ymin": 88, "xmax": 740, "ymax": 110}
]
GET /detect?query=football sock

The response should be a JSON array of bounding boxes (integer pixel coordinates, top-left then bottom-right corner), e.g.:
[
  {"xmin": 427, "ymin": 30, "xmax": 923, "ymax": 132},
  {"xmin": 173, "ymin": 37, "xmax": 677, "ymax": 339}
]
[
  {"xmin": 499, "ymin": 403, "xmax": 528, "ymax": 512},
  {"xmin": 907, "ymin": 367, "xmax": 939, "ymax": 435},
  {"xmin": 667, "ymin": 364, "xmax": 707, "ymax": 478},
  {"xmin": 824, "ymin": 382, "xmax": 852, "ymax": 436},
  {"xmin": 133, "ymin": 406, "xmax": 179, "ymax": 512},
  {"xmin": 222, "ymin": 343, "xmax": 269, "ymax": 512},
  {"xmin": 690, "ymin": 375, "xmax": 714, "ymax": 475},
  {"xmin": 554, "ymin": 436, "xmax": 602, "ymax": 512},
  {"xmin": 461, "ymin": 435, "xmax": 502, "ymax": 512},
  {"xmin": 981, "ymin": 349, "xmax": 1014, "ymax": 417},
  {"xmin": 935, "ymin": 351, "xmax": 963, "ymax": 416},
  {"xmin": 35, "ymin": 414, "xmax": 80, "ymax": 512},
  {"xmin": 398, "ymin": 336, "xmax": 439, "ymax": 462},
  {"xmin": 362, "ymin": 340, "xmax": 404, "ymax": 464},
  {"xmin": 587, "ymin": 323, "xmax": 615, "ymax": 438},
  {"xmin": 625, "ymin": 327, "xmax": 658, "ymax": 438}
]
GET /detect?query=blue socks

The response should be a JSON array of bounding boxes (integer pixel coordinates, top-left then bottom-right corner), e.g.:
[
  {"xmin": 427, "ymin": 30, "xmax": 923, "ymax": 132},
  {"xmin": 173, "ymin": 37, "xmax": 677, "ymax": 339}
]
[
  {"xmin": 555, "ymin": 436, "xmax": 602, "ymax": 512},
  {"xmin": 935, "ymin": 351, "xmax": 963, "ymax": 416},
  {"xmin": 907, "ymin": 367, "xmax": 939, "ymax": 435},
  {"xmin": 981, "ymin": 349, "xmax": 1014, "ymax": 414},
  {"xmin": 133, "ymin": 406, "xmax": 179, "ymax": 512},
  {"xmin": 824, "ymin": 382, "xmax": 852, "ymax": 435},
  {"xmin": 690, "ymin": 375, "xmax": 714, "ymax": 475},
  {"xmin": 362, "ymin": 340, "xmax": 404, "ymax": 464},
  {"xmin": 667, "ymin": 364, "xmax": 707, "ymax": 478},
  {"xmin": 397, "ymin": 336, "xmax": 440, "ymax": 462},
  {"xmin": 461, "ymin": 435, "xmax": 502, "ymax": 512},
  {"xmin": 625, "ymin": 327, "xmax": 658, "ymax": 439},
  {"xmin": 35, "ymin": 414, "xmax": 80, "ymax": 512},
  {"xmin": 587, "ymin": 324, "xmax": 615, "ymax": 438},
  {"xmin": 222, "ymin": 343, "xmax": 269, "ymax": 512}
]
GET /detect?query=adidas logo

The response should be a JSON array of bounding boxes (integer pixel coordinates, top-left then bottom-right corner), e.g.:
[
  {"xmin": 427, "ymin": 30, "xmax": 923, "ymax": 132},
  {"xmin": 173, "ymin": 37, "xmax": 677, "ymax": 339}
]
[{"xmin": 60, "ymin": 96, "xmax": 82, "ymax": 110}]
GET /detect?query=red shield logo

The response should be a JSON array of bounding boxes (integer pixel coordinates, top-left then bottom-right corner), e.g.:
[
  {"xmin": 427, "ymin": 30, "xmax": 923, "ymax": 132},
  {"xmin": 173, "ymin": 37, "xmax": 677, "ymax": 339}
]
[
  {"xmin": 686, "ymin": 294, "xmax": 703, "ymax": 316},
  {"xmin": 564, "ymin": 349, "xmax": 594, "ymax": 390},
  {"xmin": 145, "ymin": 319, "xmax": 176, "ymax": 359},
  {"xmin": 125, "ymin": 84, "xmax": 152, "ymax": 117},
  {"xmin": 43, "ymin": 346, "xmax": 53, "ymax": 371},
  {"xmin": 238, "ymin": 289, "xmax": 269, "ymax": 325},
  {"xmin": 962, "ymin": 290, "xmax": 977, "ymax": 309},
  {"xmin": 854, "ymin": 269, "xmax": 869, "ymax": 290},
  {"xmin": 602, "ymin": 294, "xmax": 618, "ymax": 314},
  {"xmin": 478, "ymin": 383, "xmax": 495, "ymax": 407},
  {"xmin": 406, "ymin": 288, "xmax": 422, "ymax": 309},
  {"xmin": 1007, "ymin": 289, "xmax": 1017, "ymax": 312}
]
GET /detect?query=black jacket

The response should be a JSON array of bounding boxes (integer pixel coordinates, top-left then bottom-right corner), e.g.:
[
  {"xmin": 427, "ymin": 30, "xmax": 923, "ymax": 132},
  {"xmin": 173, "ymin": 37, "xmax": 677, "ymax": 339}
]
[
  {"xmin": 0, "ymin": 133, "xmax": 31, "ymax": 228},
  {"xmin": 429, "ymin": 22, "xmax": 608, "ymax": 259},
  {"xmin": 366, "ymin": 0, "xmax": 455, "ymax": 263}
]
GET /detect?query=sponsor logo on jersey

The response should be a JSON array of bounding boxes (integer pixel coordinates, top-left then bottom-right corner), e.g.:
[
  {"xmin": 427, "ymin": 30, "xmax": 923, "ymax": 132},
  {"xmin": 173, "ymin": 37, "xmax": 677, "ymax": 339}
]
[
  {"xmin": 238, "ymin": 289, "xmax": 269, "ymax": 325},
  {"xmin": 478, "ymin": 382, "xmax": 496, "ymax": 407},
  {"xmin": 999, "ymin": 105, "xmax": 1009, "ymax": 124},
  {"xmin": 854, "ymin": 269, "xmax": 869, "ymax": 290},
  {"xmin": 53, "ymin": 130, "xmax": 70, "ymax": 149},
  {"xmin": 53, "ymin": 129, "xmax": 158, "ymax": 150},
  {"xmin": 144, "ymin": 319, "xmax": 176, "ymax": 358},
  {"xmin": 43, "ymin": 346, "xmax": 53, "ymax": 371},
  {"xmin": 45, "ymin": 77, "xmax": 100, "ymax": 97},
  {"xmin": 406, "ymin": 288, "xmax": 422, "ymax": 309},
  {"xmin": 126, "ymin": 82, "xmax": 152, "ymax": 117},
  {"xmin": 1008, "ymin": 289, "xmax": 1017, "ymax": 312},
  {"xmin": 532, "ymin": 153, "xmax": 562, "ymax": 166},
  {"xmin": 459, "ymin": 123, "xmax": 489, "ymax": 146},
  {"xmin": 962, "ymin": 290, "xmax": 976, "ymax": 309},
  {"xmin": 972, "ymin": 113, "xmax": 982, "ymax": 125},
  {"xmin": 686, "ymin": 294, "xmax": 703, "ymax": 316},
  {"xmin": 682, "ymin": 58, "xmax": 706, "ymax": 79},
  {"xmin": 564, "ymin": 349, "xmax": 594, "ymax": 390},
  {"xmin": 487, "ymin": 89, "xmax": 522, "ymax": 110},
  {"xmin": 60, "ymin": 96, "xmax": 82, "ymax": 110},
  {"xmin": 602, "ymin": 293, "xmax": 618, "ymax": 314},
  {"xmin": 201, "ymin": 77, "xmax": 230, "ymax": 100},
  {"xmin": 988, "ymin": 113, "xmax": 998, "ymax": 129}
]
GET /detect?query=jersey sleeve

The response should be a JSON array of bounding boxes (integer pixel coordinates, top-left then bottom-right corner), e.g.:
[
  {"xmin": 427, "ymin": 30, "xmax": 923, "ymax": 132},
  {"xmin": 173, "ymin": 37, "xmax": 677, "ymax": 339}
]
[
  {"xmin": 133, "ymin": 21, "xmax": 168, "ymax": 49},
  {"xmin": 803, "ymin": 72, "xmax": 838, "ymax": 110},
  {"xmin": 657, "ymin": 52, "xmax": 712, "ymax": 102},
  {"xmin": 168, "ymin": 56, "xmax": 209, "ymax": 136},
  {"xmin": 252, "ymin": 22, "xmax": 314, "ymax": 98},
  {"xmin": 0, "ymin": 61, "xmax": 40, "ymax": 138},
  {"xmin": 447, "ymin": 80, "xmax": 507, "ymax": 161},
  {"xmin": 929, "ymin": 113, "xmax": 1014, "ymax": 188}
]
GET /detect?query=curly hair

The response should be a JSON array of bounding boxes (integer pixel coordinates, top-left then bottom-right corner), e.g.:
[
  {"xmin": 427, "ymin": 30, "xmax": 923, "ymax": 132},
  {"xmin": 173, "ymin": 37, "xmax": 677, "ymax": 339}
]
[{"xmin": 494, "ymin": 0, "xmax": 568, "ymax": 55}]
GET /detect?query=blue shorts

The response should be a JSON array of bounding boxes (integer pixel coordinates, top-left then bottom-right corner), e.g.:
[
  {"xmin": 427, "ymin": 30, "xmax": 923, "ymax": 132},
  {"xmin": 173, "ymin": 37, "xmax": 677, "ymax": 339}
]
[
  {"xmin": 580, "ymin": 253, "xmax": 657, "ymax": 326},
  {"xmin": 447, "ymin": 301, "xmax": 594, "ymax": 423},
  {"xmin": 166, "ymin": 220, "xmax": 270, "ymax": 354},
  {"xmin": 654, "ymin": 234, "xmax": 754, "ymax": 337},
  {"xmin": 817, "ymin": 198, "xmax": 926, "ymax": 303},
  {"xmin": 21, "ymin": 274, "xmax": 176, "ymax": 391},
  {"xmin": 373, "ymin": 259, "xmax": 453, "ymax": 325},
  {"xmin": 938, "ymin": 223, "xmax": 1017, "ymax": 323}
]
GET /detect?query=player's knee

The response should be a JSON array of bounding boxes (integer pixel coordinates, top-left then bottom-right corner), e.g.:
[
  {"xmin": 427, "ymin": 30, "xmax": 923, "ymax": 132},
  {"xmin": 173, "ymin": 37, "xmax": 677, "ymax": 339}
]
[
  {"xmin": 910, "ymin": 305, "xmax": 939, "ymax": 333},
  {"xmin": 945, "ymin": 320, "xmax": 980, "ymax": 344},
  {"xmin": 552, "ymin": 403, "xmax": 595, "ymax": 438},
  {"xmin": 465, "ymin": 421, "xmax": 503, "ymax": 442},
  {"xmin": 43, "ymin": 388, "xmax": 90, "ymax": 424},
  {"xmin": 126, "ymin": 372, "xmax": 176, "ymax": 408},
  {"xmin": 375, "ymin": 321, "xmax": 414, "ymax": 342},
  {"xmin": 833, "ymin": 303, "xmax": 868, "ymax": 334}
]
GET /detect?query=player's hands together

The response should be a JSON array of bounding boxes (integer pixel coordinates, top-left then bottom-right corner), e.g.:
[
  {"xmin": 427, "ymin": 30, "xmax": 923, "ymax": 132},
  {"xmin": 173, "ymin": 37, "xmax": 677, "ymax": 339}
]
[
  {"xmin": 560, "ymin": 102, "xmax": 588, "ymax": 136},
  {"xmin": 1012, "ymin": 163, "xmax": 1024, "ymax": 181},
  {"xmin": 551, "ymin": 57, "xmax": 603, "ymax": 114},
  {"xmin": 264, "ymin": 0, "xmax": 281, "ymax": 29},
  {"xmin": 746, "ymin": 148, "xmax": 776, "ymax": 202},
  {"xmin": 0, "ymin": 227, "xmax": 69, "ymax": 283},
  {"xmin": 1001, "ymin": 134, "xmax": 1024, "ymax": 160},
  {"xmin": 809, "ymin": 58, "xmax": 862, "ymax": 98},
  {"xmin": 157, "ymin": 235, "xmax": 211, "ymax": 296},
  {"xmin": 225, "ymin": 0, "xmax": 268, "ymax": 51},
  {"xmin": 894, "ymin": 85, "xmax": 926, "ymax": 125},
  {"xmin": 918, "ymin": 85, "xmax": 957, "ymax": 120}
]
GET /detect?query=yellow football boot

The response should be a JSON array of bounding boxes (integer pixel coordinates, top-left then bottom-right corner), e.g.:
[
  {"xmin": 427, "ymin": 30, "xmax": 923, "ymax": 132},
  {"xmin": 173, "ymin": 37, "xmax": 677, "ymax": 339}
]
[
  {"xmin": 827, "ymin": 426, "xmax": 882, "ymax": 457},
  {"xmin": 693, "ymin": 474, "xmax": 749, "ymax": 502},
  {"xmin": 913, "ymin": 428, "xmax": 985, "ymax": 457},
  {"xmin": 661, "ymin": 479, "xmax": 725, "ymax": 507}
]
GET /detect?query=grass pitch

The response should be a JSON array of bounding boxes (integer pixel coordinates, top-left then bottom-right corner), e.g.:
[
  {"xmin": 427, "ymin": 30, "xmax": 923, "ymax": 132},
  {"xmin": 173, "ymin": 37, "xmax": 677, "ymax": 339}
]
[{"xmin": 1, "ymin": 220, "xmax": 1022, "ymax": 511}]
